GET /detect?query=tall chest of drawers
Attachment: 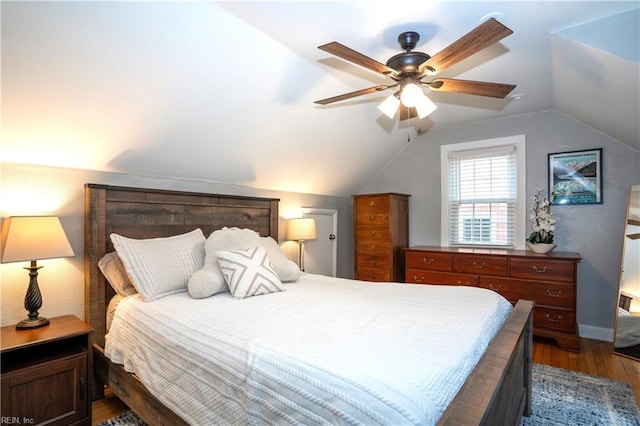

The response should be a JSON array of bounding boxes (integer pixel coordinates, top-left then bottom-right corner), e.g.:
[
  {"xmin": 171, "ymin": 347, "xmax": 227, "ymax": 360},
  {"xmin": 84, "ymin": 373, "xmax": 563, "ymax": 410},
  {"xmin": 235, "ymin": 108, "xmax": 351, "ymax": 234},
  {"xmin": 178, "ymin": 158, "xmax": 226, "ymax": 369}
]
[
  {"xmin": 353, "ymin": 193, "xmax": 409, "ymax": 282},
  {"xmin": 405, "ymin": 246, "xmax": 582, "ymax": 352}
]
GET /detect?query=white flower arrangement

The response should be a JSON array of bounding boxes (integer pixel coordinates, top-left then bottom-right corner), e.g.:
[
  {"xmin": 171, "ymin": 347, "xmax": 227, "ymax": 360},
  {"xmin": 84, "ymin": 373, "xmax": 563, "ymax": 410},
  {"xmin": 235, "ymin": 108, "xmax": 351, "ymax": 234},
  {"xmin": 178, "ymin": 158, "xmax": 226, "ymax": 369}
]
[{"xmin": 527, "ymin": 189, "xmax": 556, "ymax": 244}]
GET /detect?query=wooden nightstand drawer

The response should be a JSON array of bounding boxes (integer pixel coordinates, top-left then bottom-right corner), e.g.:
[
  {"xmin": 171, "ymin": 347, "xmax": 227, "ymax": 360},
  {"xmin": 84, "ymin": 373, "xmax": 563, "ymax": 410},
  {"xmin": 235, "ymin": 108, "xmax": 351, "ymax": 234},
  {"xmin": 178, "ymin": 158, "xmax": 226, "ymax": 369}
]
[
  {"xmin": 1, "ymin": 315, "xmax": 93, "ymax": 426},
  {"xmin": 534, "ymin": 307, "xmax": 575, "ymax": 333},
  {"xmin": 510, "ymin": 258, "xmax": 575, "ymax": 282},
  {"xmin": 2, "ymin": 353, "xmax": 88, "ymax": 425},
  {"xmin": 454, "ymin": 254, "xmax": 507, "ymax": 276},
  {"xmin": 405, "ymin": 250, "xmax": 452, "ymax": 271},
  {"xmin": 406, "ymin": 269, "xmax": 478, "ymax": 286}
]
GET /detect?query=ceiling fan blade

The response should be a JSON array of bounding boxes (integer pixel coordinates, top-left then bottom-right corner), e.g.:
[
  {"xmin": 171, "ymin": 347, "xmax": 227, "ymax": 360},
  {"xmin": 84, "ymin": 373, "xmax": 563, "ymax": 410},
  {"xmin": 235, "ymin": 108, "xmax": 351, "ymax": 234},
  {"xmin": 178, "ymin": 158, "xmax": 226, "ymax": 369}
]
[
  {"xmin": 398, "ymin": 104, "xmax": 417, "ymax": 121},
  {"xmin": 428, "ymin": 78, "xmax": 516, "ymax": 98},
  {"xmin": 418, "ymin": 18, "xmax": 513, "ymax": 75},
  {"xmin": 314, "ymin": 85, "xmax": 391, "ymax": 105},
  {"xmin": 319, "ymin": 42, "xmax": 398, "ymax": 77}
]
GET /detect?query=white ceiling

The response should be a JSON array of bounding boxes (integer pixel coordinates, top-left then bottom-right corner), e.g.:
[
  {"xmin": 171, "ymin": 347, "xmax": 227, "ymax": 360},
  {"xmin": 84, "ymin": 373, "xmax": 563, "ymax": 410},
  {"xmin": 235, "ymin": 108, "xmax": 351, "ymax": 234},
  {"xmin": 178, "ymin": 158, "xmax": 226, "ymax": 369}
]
[{"xmin": 2, "ymin": 1, "xmax": 638, "ymax": 196}]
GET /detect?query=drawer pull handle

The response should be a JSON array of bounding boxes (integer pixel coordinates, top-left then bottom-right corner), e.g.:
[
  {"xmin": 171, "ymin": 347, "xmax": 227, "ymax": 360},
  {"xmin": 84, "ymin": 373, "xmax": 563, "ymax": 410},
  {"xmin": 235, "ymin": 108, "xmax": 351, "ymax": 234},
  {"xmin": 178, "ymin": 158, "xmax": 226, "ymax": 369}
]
[
  {"xmin": 369, "ymin": 260, "xmax": 377, "ymax": 266},
  {"xmin": 370, "ymin": 245, "xmax": 377, "ymax": 251},
  {"xmin": 489, "ymin": 284, "xmax": 503, "ymax": 291},
  {"xmin": 369, "ymin": 215, "xmax": 376, "ymax": 221},
  {"xmin": 369, "ymin": 201, "xmax": 376, "ymax": 206},
  {"xmin": 370, "ymin": 231, "xmax": 377, "ymax": 236},
  {"xmin": 457, "ymin": 281, "xmax": 472, "ymax": 286},
  {"xmin": 413, "ymin": 276, "xmax": 425, "ymax": 282},
  {"xmin": 546, "ymin": 289, "xmax": 562, "ymax": 298},
  {"xmin": 80, "ymin": 375, "xmax": 86, "ymax": 401},
  {"xmin": 422, "ymin": 258, "xmax": 434, "ymax": 265},
  {"xmin": 473, "ymin": 262, "xmax": 486, "ymax": 269},
  {"xmin": 371, "ymin": 274, "xmax": 378, "ymax": 280},
  {"xmin": 545, "ymin": 314, "xmax": 562, "ymax": 323},
  {"xmin": 532, "ymin": 265, "xmax": 548, "ymax": 273}
]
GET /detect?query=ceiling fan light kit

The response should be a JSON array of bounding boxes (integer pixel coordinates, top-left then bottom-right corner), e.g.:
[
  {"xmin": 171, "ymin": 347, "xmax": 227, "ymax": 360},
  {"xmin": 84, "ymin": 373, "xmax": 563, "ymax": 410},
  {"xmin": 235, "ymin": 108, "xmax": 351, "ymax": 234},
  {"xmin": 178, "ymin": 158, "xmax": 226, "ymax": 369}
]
[{"xmin": 315, "ymin": 18, "xmax": 517, "ymax": 122}]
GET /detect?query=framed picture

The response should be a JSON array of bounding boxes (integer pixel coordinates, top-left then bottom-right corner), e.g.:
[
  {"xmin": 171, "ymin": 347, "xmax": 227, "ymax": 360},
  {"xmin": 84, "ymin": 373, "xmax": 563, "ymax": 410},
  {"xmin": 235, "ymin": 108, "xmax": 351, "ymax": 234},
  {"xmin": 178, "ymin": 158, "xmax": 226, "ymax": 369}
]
[{"xmin": 548, "ymin": 148, "xmax": 602, "ymax": 205}]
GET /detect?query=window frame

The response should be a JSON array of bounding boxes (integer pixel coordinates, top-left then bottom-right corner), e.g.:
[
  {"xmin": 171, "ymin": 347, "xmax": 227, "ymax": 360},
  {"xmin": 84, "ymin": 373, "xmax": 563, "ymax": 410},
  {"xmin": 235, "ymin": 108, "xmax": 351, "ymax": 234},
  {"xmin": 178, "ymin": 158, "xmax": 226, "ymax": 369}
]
[{"xmin": 440, "ymin": 135, "xmax": 527, "ymax": 249}]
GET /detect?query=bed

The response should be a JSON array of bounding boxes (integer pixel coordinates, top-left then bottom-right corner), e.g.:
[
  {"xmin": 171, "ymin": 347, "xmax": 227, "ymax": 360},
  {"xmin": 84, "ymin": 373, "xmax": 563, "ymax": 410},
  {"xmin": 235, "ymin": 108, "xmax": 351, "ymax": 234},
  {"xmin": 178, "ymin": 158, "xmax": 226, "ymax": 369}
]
[{"xmin": 84, "ymin": 183, "xmax": 534, "ymax": 425}]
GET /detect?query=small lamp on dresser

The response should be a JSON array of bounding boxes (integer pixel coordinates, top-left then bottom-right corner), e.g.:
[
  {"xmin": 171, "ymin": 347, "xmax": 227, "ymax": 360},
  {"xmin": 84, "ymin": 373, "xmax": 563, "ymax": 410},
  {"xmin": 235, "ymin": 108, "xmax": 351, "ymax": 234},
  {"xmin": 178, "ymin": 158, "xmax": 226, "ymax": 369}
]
[
  {"xmin": 1, "ymin": 216, "xmax": 75, "ymax": 329},
  {"xmin": 287, "ymin": 217, "xmax": 317, "ymax": 272}
]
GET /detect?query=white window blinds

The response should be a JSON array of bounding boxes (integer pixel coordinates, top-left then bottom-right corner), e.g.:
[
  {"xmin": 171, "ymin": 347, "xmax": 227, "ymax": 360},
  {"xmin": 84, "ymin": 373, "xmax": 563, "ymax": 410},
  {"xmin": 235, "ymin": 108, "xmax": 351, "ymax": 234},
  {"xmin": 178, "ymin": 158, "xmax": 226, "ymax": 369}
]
[{"xmin": 448, "ymin": 145, "xmax": 517, "ymax": 247}]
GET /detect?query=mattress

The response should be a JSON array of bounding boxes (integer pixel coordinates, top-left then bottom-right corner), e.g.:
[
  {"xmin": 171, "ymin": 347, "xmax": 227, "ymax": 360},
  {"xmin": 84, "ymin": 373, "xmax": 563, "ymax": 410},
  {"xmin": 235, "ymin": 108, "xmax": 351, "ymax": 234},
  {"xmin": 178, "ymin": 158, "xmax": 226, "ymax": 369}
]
[{"xmin": 105, "ymin": 273, "xmax": 512, "ymax": 425}]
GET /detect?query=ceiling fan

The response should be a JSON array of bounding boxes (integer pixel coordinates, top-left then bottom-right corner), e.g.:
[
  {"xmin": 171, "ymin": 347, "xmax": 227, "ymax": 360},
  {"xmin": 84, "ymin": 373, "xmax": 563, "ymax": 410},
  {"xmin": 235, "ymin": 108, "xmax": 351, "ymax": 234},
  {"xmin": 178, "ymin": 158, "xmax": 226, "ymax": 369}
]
[{"xmin": 315, "ymin": 18, "xmax": 517, "ymax": 121}]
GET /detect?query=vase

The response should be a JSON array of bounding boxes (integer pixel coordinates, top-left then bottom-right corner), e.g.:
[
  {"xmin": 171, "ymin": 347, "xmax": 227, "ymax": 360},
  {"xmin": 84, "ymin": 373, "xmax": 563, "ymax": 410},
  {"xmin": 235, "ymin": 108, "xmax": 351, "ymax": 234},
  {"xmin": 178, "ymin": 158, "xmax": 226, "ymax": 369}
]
[{"xmin": 527, "ymin": 242, "xmax": 557, "ymax": 254}]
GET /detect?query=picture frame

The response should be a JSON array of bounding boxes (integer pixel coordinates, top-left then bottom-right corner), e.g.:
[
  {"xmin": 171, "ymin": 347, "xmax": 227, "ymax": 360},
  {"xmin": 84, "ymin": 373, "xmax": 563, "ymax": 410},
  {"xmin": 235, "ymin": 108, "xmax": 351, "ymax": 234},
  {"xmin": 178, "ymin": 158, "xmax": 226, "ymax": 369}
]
[{"xmin": 548, "ymin": 148, "xmax": 602, "ymax": 205}]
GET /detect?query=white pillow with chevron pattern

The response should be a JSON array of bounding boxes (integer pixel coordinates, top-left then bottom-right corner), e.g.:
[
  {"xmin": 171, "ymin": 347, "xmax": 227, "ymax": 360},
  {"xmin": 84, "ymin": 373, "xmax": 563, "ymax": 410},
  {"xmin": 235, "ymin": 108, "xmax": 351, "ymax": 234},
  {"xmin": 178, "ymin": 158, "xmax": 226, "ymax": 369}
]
[{"xmin": 215, "ymin": 246, "xmax": 285, "ymax": 299}]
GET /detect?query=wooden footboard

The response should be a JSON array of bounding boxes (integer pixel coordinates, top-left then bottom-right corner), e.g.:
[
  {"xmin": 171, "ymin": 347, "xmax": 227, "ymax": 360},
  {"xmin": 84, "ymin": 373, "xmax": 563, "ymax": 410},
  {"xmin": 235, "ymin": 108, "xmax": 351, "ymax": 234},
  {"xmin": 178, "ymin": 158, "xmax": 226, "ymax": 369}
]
[{"xmin": 438, "ymin": 299, "xmax": 534, "ymax": 425}]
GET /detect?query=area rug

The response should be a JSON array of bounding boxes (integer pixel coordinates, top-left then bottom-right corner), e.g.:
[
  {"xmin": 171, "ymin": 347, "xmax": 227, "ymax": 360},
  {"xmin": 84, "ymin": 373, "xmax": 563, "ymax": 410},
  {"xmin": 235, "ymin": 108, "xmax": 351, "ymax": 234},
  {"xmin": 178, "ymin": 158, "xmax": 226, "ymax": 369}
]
[
  {"xmin": 521, "ymin": 363, "xmax": 640, "ymax": 425},
  {"xmin": 98, "ymin": 363, "xmax": 640, "ymax": 426}
]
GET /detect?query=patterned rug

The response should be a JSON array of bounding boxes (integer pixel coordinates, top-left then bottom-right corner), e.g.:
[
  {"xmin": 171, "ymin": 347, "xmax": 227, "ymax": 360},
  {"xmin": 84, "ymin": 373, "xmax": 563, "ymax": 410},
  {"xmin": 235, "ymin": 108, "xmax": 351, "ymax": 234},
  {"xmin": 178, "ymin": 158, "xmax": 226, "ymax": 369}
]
[
  {"xmin": 98, "ymin": 364, "xmax": 640, "ymax": 425},
  {"xmin": 522, "ymin": 364, "xmax": 640, "ymax": 425}
]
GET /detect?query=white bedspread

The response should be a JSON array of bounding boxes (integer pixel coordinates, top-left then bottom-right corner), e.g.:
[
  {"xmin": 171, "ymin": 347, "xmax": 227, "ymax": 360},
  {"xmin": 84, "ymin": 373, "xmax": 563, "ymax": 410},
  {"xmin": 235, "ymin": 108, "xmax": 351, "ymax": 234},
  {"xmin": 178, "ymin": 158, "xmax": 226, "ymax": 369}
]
[{"xmin": 105, "ymin": 273, "xmax": 512, "ymax": 425}]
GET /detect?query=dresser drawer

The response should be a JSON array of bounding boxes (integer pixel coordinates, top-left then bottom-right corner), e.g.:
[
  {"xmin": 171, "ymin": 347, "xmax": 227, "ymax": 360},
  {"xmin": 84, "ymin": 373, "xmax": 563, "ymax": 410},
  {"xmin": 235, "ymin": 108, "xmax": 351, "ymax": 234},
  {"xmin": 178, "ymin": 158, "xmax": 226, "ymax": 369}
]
[
  {"xmin": 454, "ymin": 254, "xmax": 508, "ymax": 276},
  {"xmin": 357, "ymin": 240, "xmax": 391, "ymax": 255},
  {"xmin": 356, "ymin": 267, "xmax": 390, "ymax": 282},
  {"xmin": 355, "ymin": 195, "xmax": 390, "ymax": 212},
  {"xmin": 534, "ymin": 307, "xmax": 575, "ymax": 333},
  {"xmin": 479, "ymin": 277, "xmax": 575, "ymax": 308},
  {"xmin": 356, "ymin": 225, "xmax": 391, "ymax": 241},
  {"xmin": 357, "ymin": 254, "xmax": 390, "ymax": 271},
  {"xmin": 405, "ymin": 250, "xmax": 452, "ymax": 271},
  {"xmin": 510, "ymin": 258, "xmax": 575, "ymax": 282},
  {"xmin": 406, "ymin": 269, "xmax": 478, "ymax": 286},
  {"xmin": 356, "ymin": 212, "xmax": 390, "ymax": 226}
]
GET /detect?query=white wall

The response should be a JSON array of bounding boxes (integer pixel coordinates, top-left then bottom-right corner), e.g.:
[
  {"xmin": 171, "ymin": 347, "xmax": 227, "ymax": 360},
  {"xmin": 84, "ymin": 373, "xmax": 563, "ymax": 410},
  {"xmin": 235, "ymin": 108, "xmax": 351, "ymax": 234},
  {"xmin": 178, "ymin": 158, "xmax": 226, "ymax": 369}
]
[
  {"xmin": 0, "ymin": 163, "xmax": 354, "ymax": 326},
  {"xmin": 358, "ymin": 110, "xmax": 640, "ymax": 341}
]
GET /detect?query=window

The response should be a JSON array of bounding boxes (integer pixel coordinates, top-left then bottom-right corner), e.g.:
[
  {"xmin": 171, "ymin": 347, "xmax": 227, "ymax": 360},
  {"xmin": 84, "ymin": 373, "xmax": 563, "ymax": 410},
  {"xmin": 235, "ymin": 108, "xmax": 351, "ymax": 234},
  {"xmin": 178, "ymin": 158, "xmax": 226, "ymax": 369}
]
[{"xmin": 441, "ymin": 136, "xmax": 526, "ymax": 249}]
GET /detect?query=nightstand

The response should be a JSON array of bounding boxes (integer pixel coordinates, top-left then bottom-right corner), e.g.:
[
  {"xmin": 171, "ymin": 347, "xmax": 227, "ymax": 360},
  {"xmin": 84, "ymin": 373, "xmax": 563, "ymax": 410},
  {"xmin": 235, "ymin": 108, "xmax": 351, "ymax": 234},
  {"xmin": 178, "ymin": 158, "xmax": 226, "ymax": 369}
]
[{"xmin": 1, "ymin": 315, "xmax": 93, "ymax": 425}]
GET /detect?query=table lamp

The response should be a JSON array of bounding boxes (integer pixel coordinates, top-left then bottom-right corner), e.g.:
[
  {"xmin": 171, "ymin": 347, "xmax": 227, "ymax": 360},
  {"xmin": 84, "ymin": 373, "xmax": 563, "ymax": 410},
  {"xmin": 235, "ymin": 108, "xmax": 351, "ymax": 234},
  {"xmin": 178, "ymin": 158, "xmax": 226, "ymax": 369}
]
[
  {"xmin": 1, "ymin": 216, "xmax": 75, "ymax": 329},
  {"xmin": 287, "ymin": 218, "xmax": 316, "ymax": 272}
]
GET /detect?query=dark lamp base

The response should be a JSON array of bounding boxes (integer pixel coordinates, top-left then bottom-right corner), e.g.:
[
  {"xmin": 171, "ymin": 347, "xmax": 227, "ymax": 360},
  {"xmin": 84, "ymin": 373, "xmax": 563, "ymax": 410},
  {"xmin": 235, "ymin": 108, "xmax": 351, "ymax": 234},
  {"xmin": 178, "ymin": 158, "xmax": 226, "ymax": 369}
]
[{"xmin": 16, "ymin": 316, "xmax": 50, "ymax": 330}]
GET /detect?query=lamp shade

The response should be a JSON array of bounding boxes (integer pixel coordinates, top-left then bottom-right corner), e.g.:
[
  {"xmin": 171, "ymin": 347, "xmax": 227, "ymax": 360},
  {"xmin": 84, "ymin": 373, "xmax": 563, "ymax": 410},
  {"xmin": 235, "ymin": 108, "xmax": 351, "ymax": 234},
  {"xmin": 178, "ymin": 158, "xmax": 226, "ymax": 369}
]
[
  {"xmin": 1, "ymin": 216, "xmax": 75, "ymax": 263},
  {"xmin": 287, "ymin": 218, "xmax": 317, "ymax": 241},
  {"xmin": 414, "ymin": 94, "xmax": 437, "ymax": 118},
  {"xmin": 378, "ymin": 94, "xmax": 400, "ymax": 119}
]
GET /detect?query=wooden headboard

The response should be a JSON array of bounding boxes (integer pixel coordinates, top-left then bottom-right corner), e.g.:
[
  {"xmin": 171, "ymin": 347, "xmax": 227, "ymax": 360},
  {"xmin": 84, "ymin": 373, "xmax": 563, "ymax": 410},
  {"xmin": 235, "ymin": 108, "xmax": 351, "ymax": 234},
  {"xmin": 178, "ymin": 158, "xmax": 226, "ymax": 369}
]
[{"xmin": 84, "ymin": 184, "xmax": 279, "ymax": 347}]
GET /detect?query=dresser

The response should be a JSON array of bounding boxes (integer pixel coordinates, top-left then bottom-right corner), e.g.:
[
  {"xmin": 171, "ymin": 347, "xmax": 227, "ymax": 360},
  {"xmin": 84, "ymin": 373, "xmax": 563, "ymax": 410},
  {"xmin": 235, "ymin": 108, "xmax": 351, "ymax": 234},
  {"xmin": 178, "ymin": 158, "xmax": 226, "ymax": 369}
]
[
  {"xmin": 353, "ymin": 193, "xmax": 409, "ymax": 282},
  {"xmin": 405, "ymin": 246, "xmax": 582, "ymax": 352},
  {"xmin": 1, "ymin": 315, "xmax": 93, "ymax": 425}
]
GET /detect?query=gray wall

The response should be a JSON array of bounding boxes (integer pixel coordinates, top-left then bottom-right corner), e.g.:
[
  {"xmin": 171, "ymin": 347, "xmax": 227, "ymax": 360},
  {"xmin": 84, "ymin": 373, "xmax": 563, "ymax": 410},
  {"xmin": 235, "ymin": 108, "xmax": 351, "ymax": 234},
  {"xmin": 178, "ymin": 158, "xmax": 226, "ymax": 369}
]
[
  {"xmin": 358, "ymin": 110, "xmax": 640, "ymax": 340},
  {"xmin": 0, "ymin": 162, "xmax": 354, "ymax": 326}
]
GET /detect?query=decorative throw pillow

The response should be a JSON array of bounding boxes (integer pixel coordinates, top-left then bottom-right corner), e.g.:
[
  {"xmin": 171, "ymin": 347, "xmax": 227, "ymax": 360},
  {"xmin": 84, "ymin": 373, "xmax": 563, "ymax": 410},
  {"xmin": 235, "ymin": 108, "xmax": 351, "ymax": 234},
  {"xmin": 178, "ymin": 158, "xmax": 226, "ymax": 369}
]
[
  {"xmin": 188, "ymin": 227, "xmax": 261, "ymax": 299},
  {"xmin": 216, "ymin": 246, "xmax": 285, "ymax": 299},
  {"xmin": 98, "ymin": 252, "xmax": 138, "ymax": 296},
  {"xmin": 110, "ymin": 229, "xmax": 206, "ymax": 302},
  {"xmin": 260, "ymin": 236, "xmax": 300, "ymax": 282}
]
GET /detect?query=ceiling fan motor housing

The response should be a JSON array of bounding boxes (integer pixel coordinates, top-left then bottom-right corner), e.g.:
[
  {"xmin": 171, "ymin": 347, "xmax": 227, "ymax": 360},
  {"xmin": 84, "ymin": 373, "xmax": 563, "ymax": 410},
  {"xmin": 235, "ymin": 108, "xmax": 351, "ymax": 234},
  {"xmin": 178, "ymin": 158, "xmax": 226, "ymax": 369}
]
[{"xmin": 386, "ymin": 31, "xmax": 431, "ymax": 77}]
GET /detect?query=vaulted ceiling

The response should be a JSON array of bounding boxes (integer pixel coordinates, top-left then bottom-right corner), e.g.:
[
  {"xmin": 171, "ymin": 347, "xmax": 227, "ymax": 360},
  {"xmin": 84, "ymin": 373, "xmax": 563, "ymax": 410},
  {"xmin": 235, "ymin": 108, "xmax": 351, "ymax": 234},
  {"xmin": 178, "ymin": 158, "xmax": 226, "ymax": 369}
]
[{"xmin": 2, "ymin": 1, "xmax": 638, "ymax": 196}]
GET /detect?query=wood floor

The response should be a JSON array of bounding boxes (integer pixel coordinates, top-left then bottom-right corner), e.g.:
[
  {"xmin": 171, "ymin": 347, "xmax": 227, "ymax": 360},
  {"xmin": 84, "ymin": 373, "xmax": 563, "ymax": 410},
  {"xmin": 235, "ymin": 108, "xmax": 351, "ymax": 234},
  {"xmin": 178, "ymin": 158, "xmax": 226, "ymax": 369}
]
[{"xmin": 91, "ymin": 337, "xmax": 640, "ymax": 425}]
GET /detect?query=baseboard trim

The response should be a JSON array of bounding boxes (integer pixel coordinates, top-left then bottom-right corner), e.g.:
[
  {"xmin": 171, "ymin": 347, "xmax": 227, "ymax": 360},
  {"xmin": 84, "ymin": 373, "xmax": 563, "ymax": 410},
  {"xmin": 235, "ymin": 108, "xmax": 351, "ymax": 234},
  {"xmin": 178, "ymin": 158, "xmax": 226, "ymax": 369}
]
[{"xmin": 579, "ymin": 323, "xmax": 614, "ymax": 342}]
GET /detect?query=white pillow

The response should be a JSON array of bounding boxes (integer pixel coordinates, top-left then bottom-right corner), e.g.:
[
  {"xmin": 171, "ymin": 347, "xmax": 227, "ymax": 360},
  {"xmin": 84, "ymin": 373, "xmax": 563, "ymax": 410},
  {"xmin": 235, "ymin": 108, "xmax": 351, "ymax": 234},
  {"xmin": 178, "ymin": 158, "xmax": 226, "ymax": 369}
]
[
  {"xmin": 110, "ymin": 229, "xmax": 205, "ymax": 302},
  {"xmin": 98, "ymin": 252, "xmax": 138, "ymax": 296},
  {"xmin": 216, "ymin": 246, "xmax": 285, "ymax": 299},
  {"xmin": 260, "ymin": 236, "xmax": 300, "ymax": 282},
  {"xmin": 188, "ymin": 227, "xmax": 261, "ymax": 299}
]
